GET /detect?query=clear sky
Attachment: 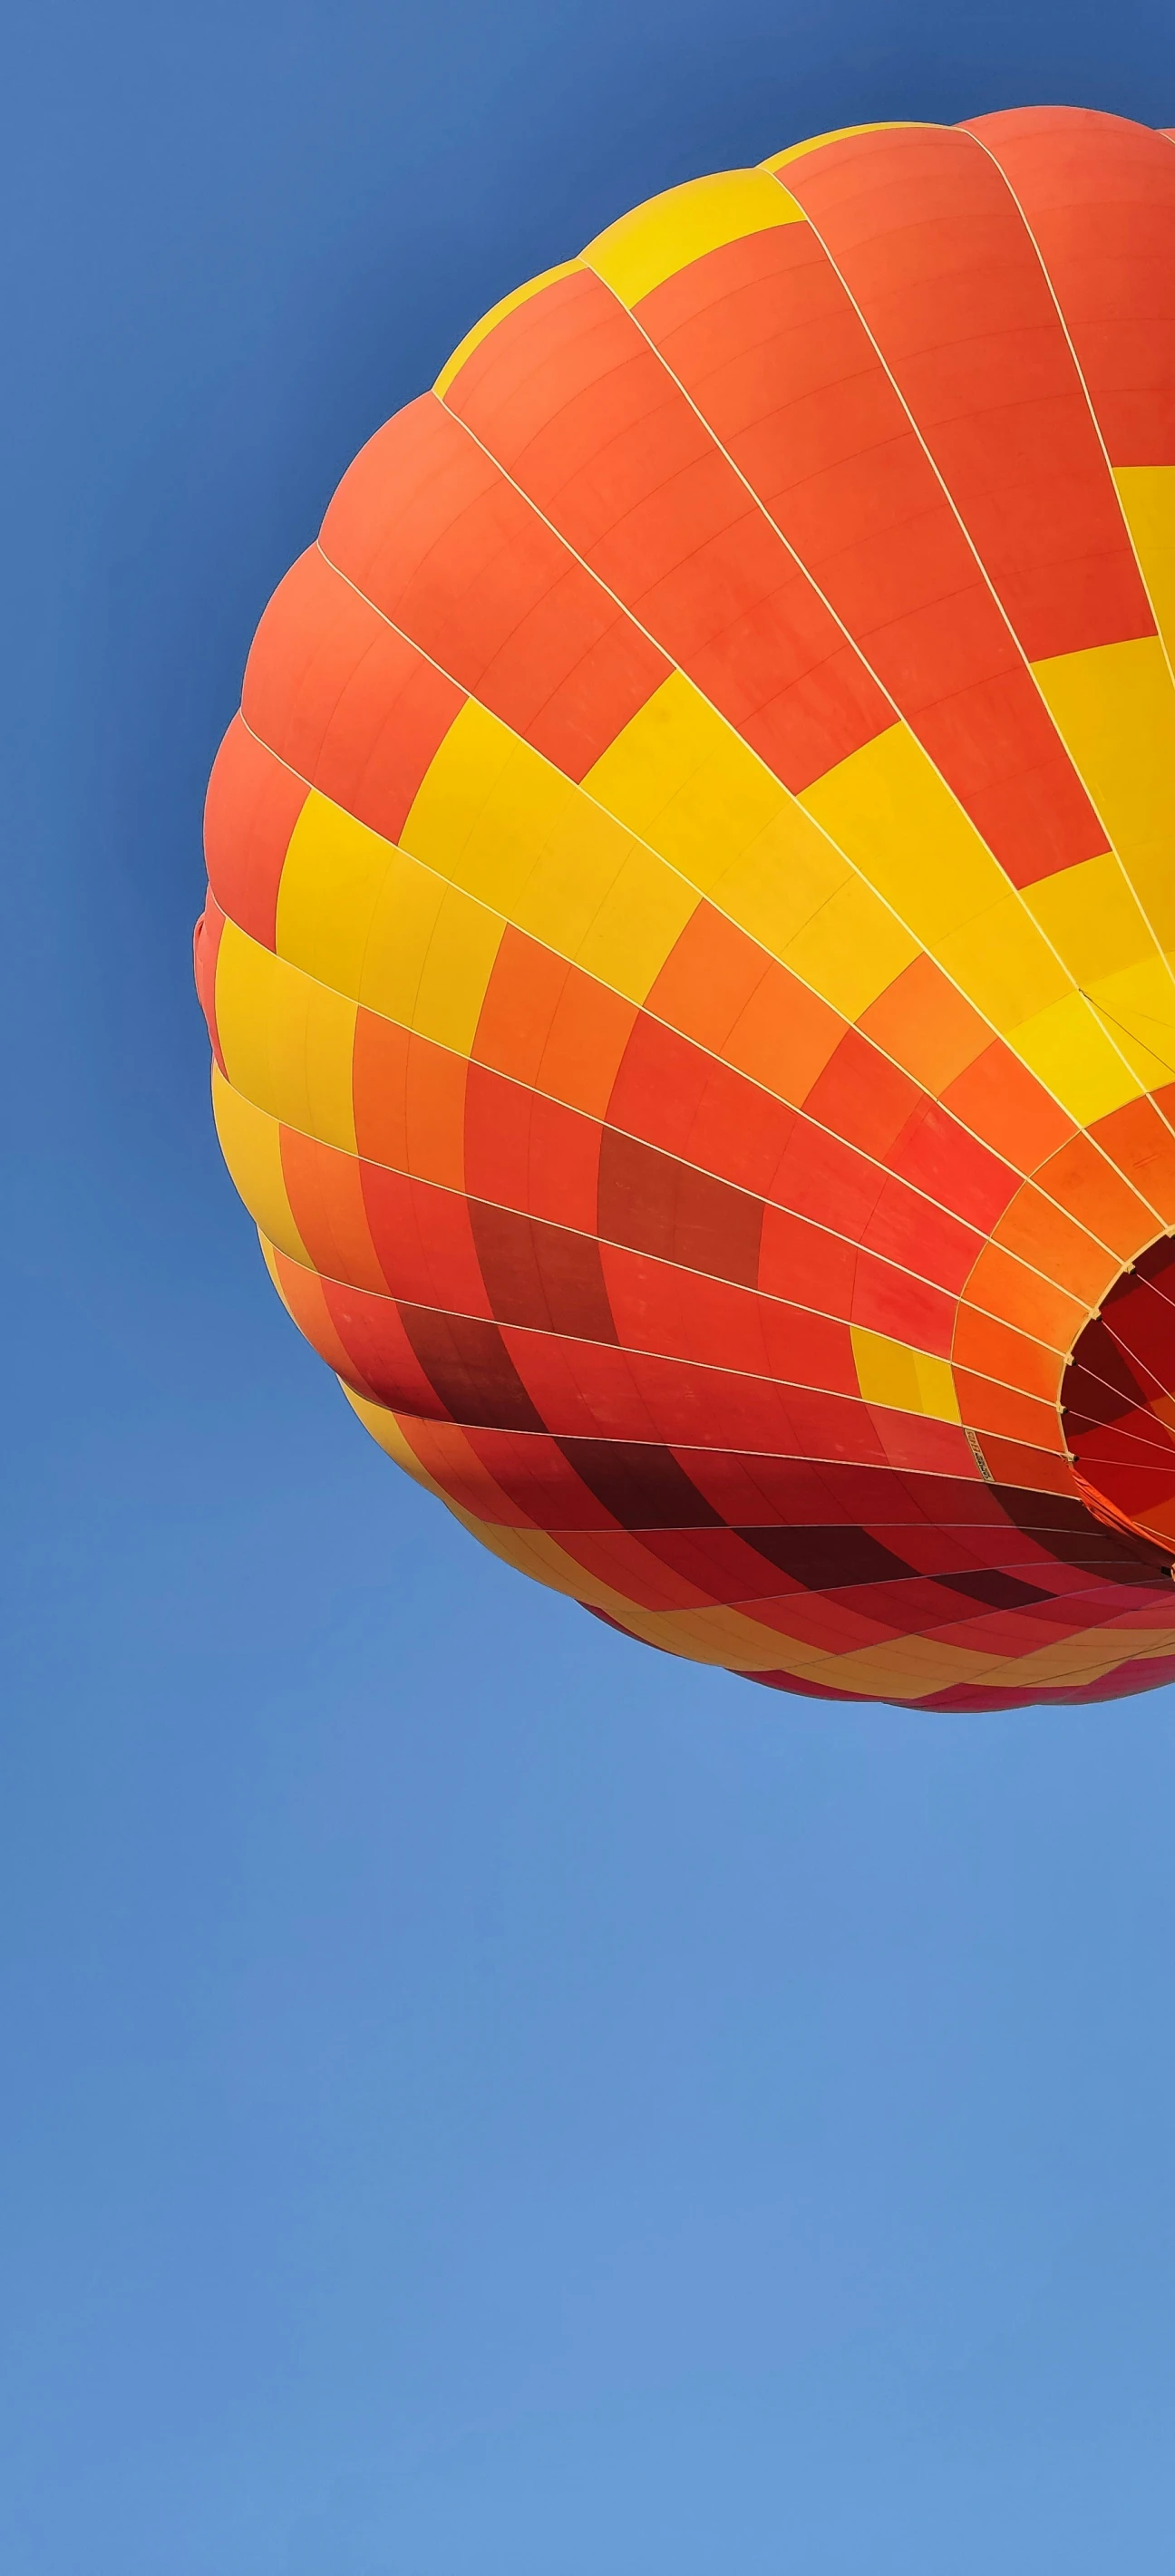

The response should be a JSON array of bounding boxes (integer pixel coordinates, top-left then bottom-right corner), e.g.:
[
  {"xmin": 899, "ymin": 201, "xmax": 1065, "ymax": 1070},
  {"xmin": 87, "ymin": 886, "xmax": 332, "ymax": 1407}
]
[{"xmin": 6, "ymin": 3, "xmax": 1175, "ymax": 2569}]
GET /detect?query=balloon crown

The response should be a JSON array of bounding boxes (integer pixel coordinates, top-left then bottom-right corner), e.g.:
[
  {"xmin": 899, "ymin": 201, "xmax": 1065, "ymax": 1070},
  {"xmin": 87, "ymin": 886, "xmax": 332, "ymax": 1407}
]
[{"xmin": 196, "ymin": 111, "xmax": 1175, "ymax": 1709}]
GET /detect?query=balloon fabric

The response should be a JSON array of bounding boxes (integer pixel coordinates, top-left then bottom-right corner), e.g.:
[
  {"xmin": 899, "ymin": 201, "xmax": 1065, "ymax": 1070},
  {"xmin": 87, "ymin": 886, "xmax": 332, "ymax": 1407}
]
[{"xmin": 196, "ymin": 109, "xmax": 1175, "ymax": 1710}]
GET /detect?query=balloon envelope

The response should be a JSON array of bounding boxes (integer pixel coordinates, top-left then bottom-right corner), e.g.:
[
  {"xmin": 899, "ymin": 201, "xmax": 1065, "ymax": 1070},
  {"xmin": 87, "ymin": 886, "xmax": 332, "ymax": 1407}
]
[{"xmin": 196, "ymin": 109, "xmax": 1175, "ymax": 1709}]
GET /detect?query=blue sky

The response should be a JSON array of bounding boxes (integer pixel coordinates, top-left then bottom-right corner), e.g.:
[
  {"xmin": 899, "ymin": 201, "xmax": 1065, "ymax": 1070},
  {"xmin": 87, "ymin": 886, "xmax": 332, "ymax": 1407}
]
[{"xmin": 6, "ymin": 2, "xmax": 1175, "ymax": 2568}]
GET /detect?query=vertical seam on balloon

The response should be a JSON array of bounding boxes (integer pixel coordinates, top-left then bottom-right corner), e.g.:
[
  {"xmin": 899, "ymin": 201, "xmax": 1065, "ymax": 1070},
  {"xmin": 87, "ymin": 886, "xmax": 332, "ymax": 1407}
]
[
  {"xmin": 302, "ymin": 533, "xmax": 1000, "ymax": 1191},
  {"xmin": 1065, "ymin": 1390, "xmax": 1175, "ymax": 1462},
  {"xmin": 245, "ymin": 593, "xmax": 1129, "ymax": 1307},
  {"xmin": 757, "ymin": 123, "xmax": 939, "ymax": 174},
  {"xmin": 231, "ymin": 634, "xmax": 1121, "ymax": 1561},
  {"xmin": 607, "ymin": 1575, "xmax": 1175, "ymax": 1675},
  {"xmin": 759, "ymin": 155, "xmax": 1175, "ymax": 1104},
  {"xmin": 247, "ymin": 414, "xmax": 1154, "ymax": 1545},
  {"xmin": 228, "ymin": 1048, "xmax": 1070, "ymax": 1372},
  {"xmin": 886, "ymin": 1625, "xmax": 1175, "ymax": 1693},
  {"xmin": 1062, "ymin": 1390, "xmax": 1175, "ymax": 1463},
  {"xmin": 963, "ymin": 121, "xmax": 1175, "ymax": 992},
  {"xmin": 411, "ymin": 378, "xmax": 1165, "ymax": 1232},
  {"xmin": 750, "ymin": 152, "xmax": 1175, "ymax": 1154},
  {"xmin": 735, "ymin": 1615, "xmax": 1165, "ymax": 1694},
  {"xmin": 211, "ymin": 1072, "xmax": 1021, "ymax": 1379},
  {"xmin": 867, "ymin": 1565, "xmax": 1167, "ymax": 1626},
  {"xmin": 261, "ymin": 1080, "xmax": 1140, "ymax": 1459},
  {"xmin": 617, "ymin": 1568, "xmax": 1138, "ymax": 1625},
  {"xmin": 355, "ymin": 1390, "xmax": 1164, "ymax": 1607},
  {"xmin": 256, "ymin": 1220, "xmax": 1054, "ymax": 1434},
  {"xmin": 497, "ymin": 1543, "xmax": 1175, "ymax": 1686},
  {"xmin": 964, "ymin": 121, "xmax": 1175, "ymax": 712},
  {"xmin": 328, "ymin": 1393, "xmax": 1087, "ymax": 1491},
  {"xmin": 1097, "ymin": 1271, "xmax": 1175, "ymax": 1401},
  {"xmin": 286, "ymin": 1108, "xmax": 1114, "ymax": 1425},
  {"xmin": 567, "ymin": 250, "xmax": 1175, "ymax": 1211},
  {"xmin": 232, "ymin": 713, "xmax": 1080, "ymax": 1335},
  {"xmin": 264, "ymin": 615, "xmax": 435, "ymax": 1067},
  {"xmin": 329, "ymin": 1380, "xmax": 1175, "ymax": 1615}
]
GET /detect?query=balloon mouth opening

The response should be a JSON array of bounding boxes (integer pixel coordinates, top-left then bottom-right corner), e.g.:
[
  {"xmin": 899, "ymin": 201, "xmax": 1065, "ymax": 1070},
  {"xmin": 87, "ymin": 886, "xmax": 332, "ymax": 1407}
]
[{"xmin": 1062, "ymin": 1235, "xmax": 1175, "ymax": 1570}]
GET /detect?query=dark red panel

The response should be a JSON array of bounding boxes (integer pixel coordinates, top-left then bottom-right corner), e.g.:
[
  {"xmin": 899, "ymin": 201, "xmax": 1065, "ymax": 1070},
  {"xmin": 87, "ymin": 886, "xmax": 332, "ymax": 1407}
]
[
  {"xmin": 317, "ymin": 1276, "xmax": 445, "ymax": 1418},
  {"xmin": 352, "ymin": 1014, "xmax": 468, "ymax": 1192},
  {"xmin": 193, "ymin": 896, "xmax": 225, "ymax": 1073},
  {"xmin": 472, "ymin": 928, "xmax": 637, "ymax": 1120},
  {"xmin": 764, "ymin": 1117, "xmax": 982, "ymax": 1295},
  {"xmin": 597, "ymin": 1126, "xmax": 764, "ymax": 1287},
  {"xmin": 1089, "ymin": 1093, "xmax": 1175, "ymax": 1227},
  {"xmin": 462, "ymin": 1060, "xmax": 601, "ymax": 1235},
  {"xmin": 467, "ymin": 1198, "xmax": 618, "ymax": 1341},
  {"xmin": 599, "ymin": 1244, "xmax": 858, "ymax": 1388},
  {"xmin": 941, "ymin": 1037, "xmax": 1075, "ymax": 1173},
  {"xmin": 359, "ymin": 1165, "xmax": 490, "ymax": 1316}
]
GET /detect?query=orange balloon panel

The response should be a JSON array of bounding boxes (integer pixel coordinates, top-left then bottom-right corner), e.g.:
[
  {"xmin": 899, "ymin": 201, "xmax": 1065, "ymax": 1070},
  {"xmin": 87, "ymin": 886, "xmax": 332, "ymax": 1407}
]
[{"xmin": 195, "ymin": 108, "xmax": 1175, "ymax": 1709}]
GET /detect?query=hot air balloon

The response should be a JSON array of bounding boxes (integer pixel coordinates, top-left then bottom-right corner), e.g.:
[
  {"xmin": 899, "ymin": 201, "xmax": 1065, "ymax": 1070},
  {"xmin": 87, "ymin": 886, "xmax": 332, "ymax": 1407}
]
[{"xmin": 195, "ymin": 107, "xmax": 1175, "ymax": 1709}]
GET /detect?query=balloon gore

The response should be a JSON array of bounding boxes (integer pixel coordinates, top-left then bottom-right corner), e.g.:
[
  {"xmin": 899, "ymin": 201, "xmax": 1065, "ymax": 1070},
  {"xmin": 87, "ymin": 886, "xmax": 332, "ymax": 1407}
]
[{"xmin": 195, "ymin": 110, "xmax": 1175, "ymax": 1709}]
